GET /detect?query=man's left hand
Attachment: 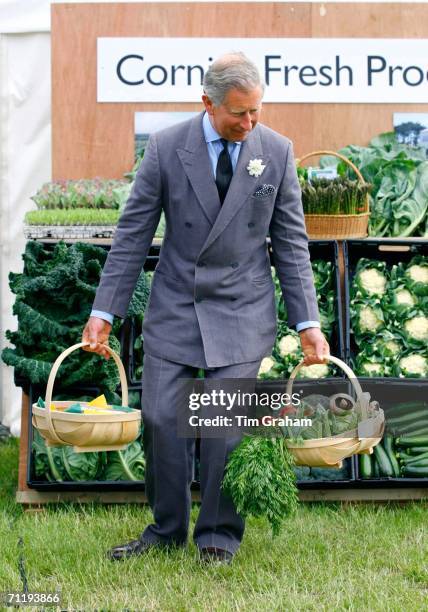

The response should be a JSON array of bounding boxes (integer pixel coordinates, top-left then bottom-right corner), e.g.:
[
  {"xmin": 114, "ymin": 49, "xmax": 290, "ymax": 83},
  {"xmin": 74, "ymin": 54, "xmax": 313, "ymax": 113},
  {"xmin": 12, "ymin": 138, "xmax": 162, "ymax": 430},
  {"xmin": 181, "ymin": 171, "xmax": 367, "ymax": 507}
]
[{"xmin": 299, "ymin": 327, "xmax": 330, "ymax": 365}]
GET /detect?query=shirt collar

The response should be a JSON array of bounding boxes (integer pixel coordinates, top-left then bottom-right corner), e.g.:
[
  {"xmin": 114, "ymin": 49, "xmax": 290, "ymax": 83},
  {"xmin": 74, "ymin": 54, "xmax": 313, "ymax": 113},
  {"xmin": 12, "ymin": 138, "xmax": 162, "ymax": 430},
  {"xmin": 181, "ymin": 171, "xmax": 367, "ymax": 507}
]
[{"xmin": 202, "ymin": 112, "xmax": 242, "ymax": 147}]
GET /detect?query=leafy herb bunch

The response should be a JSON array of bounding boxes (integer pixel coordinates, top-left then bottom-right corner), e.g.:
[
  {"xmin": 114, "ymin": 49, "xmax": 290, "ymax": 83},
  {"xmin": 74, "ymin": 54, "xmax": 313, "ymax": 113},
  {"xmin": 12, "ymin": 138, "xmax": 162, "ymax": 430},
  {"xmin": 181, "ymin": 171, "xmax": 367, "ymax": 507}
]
[{"xmin": 222, "ymin": 432, "xmax": 299, "ymax": 536}]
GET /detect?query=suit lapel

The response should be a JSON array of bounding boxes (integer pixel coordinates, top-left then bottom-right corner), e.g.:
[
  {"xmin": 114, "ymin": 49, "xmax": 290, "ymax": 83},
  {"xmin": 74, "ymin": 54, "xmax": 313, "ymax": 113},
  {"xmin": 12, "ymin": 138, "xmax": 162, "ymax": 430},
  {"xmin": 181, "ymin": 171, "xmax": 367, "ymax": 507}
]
[
  {"xmin": 176, "ymin": 113, "xmax": 220, "ymax": 226},
  {"xmin": 201, "ymin": 126, "xmax": 270, "ymax": 253}
]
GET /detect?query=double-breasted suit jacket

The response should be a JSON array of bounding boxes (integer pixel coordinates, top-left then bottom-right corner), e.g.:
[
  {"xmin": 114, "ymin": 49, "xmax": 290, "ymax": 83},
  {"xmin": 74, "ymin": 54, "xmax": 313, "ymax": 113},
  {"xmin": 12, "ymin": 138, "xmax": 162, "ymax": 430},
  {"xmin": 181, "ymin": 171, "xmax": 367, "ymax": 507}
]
[{"xmin": 93, "ymin": 112, "xmax": 319, "ymax": 368}]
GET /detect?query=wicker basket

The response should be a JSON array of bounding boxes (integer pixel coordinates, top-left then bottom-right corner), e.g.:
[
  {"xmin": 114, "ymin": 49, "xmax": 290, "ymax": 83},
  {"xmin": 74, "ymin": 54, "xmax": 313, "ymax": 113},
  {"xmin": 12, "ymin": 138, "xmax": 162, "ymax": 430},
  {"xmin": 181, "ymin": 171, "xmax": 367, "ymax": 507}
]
[
  {"xmin": 284, "ymin": 355, "xmax": 384, "ymax": 468},
  {"xmin": 32, "ymin": 342, "xmax": 141, "ymax": 453},
  {"xmin": 297, "ymin": 150, "xmax": 370, "ymax": 239}
]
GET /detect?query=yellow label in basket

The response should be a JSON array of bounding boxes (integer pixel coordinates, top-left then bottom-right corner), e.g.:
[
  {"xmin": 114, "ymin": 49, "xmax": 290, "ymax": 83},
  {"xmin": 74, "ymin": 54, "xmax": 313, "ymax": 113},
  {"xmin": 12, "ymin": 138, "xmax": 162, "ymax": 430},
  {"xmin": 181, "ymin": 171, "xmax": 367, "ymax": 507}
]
[
  {"xmin": 83, "ymin": 408, "xmax": 114, "ymax": 415},
  {"xmin": 88, "ymin": 394, "xmax": 108, "ymax": 408}
]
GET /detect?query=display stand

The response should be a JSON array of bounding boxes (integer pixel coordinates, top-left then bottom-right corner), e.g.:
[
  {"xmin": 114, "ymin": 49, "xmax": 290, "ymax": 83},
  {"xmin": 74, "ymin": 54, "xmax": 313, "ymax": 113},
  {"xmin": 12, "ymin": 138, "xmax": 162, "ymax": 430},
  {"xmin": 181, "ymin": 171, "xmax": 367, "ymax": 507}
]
[{"xmin": 17, "ymin": 393, "xmax": 428, "ymax": 508}]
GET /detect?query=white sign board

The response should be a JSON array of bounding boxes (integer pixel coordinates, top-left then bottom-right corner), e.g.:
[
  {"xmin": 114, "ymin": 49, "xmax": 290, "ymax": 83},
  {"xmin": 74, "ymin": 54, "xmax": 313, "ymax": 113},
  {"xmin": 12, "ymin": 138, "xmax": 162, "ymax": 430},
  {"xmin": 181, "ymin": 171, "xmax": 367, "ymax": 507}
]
[{"xmin": 97, "ymin": 38, "xmax": 428, "ymax": 103}]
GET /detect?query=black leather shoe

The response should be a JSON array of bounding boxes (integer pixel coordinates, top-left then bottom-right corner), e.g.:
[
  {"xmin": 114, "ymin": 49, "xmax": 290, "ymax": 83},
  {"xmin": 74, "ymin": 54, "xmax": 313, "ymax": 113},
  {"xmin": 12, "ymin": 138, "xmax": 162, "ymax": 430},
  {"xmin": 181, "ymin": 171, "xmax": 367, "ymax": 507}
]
[
  {"xmin": 107, "ymin": 538, "xmax": 154, "ymax": 561},
  {"xmin": 199, "ymin": 547, "xmax": 233, "ymax": 565}
]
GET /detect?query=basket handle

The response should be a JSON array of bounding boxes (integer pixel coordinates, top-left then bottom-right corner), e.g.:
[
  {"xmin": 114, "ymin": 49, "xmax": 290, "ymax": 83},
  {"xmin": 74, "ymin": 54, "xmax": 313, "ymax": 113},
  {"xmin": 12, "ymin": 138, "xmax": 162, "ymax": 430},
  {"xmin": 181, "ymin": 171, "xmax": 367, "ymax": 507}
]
[
  {"xmin": 296, "ymin": 150, "xmax": 369, "ymax": 214},
  {"xmin": 285, "ymin": 355, "xmax": 363, "ymax": 399},
  {"xmin": 43, "ymin": 342, "xmax": 128, "ymax": 445}
]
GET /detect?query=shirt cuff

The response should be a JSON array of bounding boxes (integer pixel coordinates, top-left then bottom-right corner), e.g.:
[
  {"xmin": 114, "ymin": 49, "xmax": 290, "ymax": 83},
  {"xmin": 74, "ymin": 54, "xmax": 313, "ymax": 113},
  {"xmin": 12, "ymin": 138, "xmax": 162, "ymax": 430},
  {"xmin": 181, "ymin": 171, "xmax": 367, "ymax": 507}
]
[
  {"xmin": 296, "ymin": 320, "xmax": 321, "ymax": 332},
  {"xmin": 91, "ymin": 310, "xmax": 114, "ymax": 325}
]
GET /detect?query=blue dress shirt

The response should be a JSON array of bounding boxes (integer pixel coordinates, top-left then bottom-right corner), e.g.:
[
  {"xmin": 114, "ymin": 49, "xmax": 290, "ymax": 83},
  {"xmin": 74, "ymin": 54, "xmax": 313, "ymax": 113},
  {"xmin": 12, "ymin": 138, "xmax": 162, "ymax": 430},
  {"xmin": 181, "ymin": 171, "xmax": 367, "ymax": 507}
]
[{"xmin": 91, "ymin": 113, "xmax": 319, "ymax": 333}]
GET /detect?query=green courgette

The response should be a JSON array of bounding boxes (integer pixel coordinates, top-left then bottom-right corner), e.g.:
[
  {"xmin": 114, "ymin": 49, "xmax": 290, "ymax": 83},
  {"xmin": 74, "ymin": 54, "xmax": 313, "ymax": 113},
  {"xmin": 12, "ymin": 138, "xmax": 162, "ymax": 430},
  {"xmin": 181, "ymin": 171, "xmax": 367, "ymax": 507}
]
[
  {"xmin": 402, "ymin": 450, "xmax": 428, "ymax": 464},
  {"xmin": 407, "ymin": 447, "xmax": 428, "ymax": 455},
  {"xmin": 397, "ymin": 452, "xmax": 417, "ymax": 463},
  {"xmin": 401, "ymin": 466, "xmax": 428, "ymax": 477},
  {"xmin": 383, "ymin": 436, "xmax": 400, "ymax": 477},
  {"xmin": 359, "ymin": 453, "xmax": 373, "ymax": 479},
  {"xmin": 401, "ymin": 457, "xmax": 428, "ymax": 469},
  {"xmin": 387, "ymin": 402, "xmax": 427, "ymax": 417},
  {"xmin": 396, "ymin": 421, "xmax": 428, "ymax": 434},
  {"xmin": 399, "ymin": 429, "xmax": 428, "ymax": 438},
  {"xmin": 396, "ymin": 436, "xmax": 428, "ymax": 448},
  {"xmin": 373, "ymin": 458, "xmax": 379, "ymax": 478},
  {"xmin": 374, "ymin": 444, "xmax": 394, "ymax": 477},
  {"xmin": 390, "ymin": 426, "xmax": 428, "ymax": 437},
  {"xmin": 387, "ymin": 410, "xmax": 428, "ymax": 425}
]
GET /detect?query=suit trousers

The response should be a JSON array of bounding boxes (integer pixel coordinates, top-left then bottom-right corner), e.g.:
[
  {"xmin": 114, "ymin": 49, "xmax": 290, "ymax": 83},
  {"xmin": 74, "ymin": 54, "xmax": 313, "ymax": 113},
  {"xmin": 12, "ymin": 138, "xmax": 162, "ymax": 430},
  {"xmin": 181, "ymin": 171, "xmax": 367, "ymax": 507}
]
[{"xmin": 140, "ymin": 352, "xmax": 261, "ymax": 554}]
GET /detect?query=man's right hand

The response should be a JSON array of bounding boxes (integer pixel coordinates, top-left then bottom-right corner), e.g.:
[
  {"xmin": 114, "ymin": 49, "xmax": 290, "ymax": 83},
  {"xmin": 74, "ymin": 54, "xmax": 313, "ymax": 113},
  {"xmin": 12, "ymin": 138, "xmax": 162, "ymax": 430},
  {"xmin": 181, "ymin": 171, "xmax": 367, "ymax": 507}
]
[{"xmin": 82, "ymin": 316, "xmax": 112, "ymax": 360}]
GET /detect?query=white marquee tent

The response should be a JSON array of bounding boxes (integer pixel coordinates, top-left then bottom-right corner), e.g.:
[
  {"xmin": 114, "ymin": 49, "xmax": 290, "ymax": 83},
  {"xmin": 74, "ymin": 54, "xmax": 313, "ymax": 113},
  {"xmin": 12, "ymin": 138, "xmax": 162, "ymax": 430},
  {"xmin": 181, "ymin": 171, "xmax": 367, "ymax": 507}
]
[{"xmin": 0, "ymin": 0, "xmax": 51, "ymax": 435}]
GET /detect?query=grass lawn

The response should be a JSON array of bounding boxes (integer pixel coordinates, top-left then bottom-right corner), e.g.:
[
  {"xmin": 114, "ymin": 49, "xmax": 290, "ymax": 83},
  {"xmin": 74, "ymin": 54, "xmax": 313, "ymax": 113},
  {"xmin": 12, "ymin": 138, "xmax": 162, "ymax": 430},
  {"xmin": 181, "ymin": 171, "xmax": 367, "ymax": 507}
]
[{"xmin": 1, "ymin": 437, "xmax": 427, "ymax": 611}]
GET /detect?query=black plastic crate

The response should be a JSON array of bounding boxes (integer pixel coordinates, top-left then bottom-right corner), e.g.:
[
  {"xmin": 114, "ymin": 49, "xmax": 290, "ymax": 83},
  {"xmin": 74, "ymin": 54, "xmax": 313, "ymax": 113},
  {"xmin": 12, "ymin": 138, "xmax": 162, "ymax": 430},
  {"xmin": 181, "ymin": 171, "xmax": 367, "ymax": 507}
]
[
  {"xmin": 129, "ymin": 240, "xmax": 345, "ymax": 384},
  {"xmin": 353, "ymin": 378, "xmax": 428, "ymax": 488},
  {"xmin": 193, "ymin": 444, "xmax": 355, "ymax": 491},
  {"xmin": 344, "ymin": 238, "xmax": 427, "ymax": 380},
  {"xmin": 268, "ymin": 239, "xmax": 345, "ymax": 360}
]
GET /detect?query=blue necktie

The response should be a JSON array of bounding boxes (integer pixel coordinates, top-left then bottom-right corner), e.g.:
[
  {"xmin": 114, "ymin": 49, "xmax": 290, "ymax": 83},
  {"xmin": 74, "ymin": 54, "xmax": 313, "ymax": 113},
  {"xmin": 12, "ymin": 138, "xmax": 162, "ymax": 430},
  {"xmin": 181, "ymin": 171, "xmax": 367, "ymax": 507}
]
[{"xmin": 215, "ymin": 139, "xmax": 233, "ymax": 205}]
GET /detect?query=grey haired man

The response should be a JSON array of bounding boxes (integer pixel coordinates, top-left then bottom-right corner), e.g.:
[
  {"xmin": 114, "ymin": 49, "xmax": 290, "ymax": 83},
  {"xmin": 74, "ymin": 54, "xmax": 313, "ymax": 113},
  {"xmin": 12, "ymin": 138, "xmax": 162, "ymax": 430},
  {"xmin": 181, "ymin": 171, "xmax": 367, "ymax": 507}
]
[{"xmin": 82, "ymin": 52, "xmax": 329, "ymax": 564}]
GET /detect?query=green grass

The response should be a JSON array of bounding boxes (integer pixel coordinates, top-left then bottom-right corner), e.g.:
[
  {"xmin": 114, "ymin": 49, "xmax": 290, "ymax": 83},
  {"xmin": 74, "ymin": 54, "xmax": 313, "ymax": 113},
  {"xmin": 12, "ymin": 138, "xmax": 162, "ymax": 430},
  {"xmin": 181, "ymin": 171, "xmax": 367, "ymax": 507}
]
[{"xmin": 1, "ymin": 438, "xmax": 428, "ymax": 611}]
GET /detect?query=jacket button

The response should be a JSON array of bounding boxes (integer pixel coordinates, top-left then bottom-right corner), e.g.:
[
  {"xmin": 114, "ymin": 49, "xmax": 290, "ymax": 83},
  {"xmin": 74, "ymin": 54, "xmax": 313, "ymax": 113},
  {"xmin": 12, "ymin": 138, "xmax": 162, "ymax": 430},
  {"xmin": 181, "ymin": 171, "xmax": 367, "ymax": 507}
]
[
  {"xmin": 195, "ymin": 296, "xmax": 203, "ymax": 303},
  {"xmin": 185, "ymin": 222, "xmax": 192, "ymax": 228},
  {"xmin": 248, "ymin": 222, "xmax": 255, "ymax": 228},
  {"xmin": 197, "ymin": 261, "xmax": 206, "ymax": 267},
  {"xmin": 231, "ymin": 262, "xmax": 239, "ymax": 269}
]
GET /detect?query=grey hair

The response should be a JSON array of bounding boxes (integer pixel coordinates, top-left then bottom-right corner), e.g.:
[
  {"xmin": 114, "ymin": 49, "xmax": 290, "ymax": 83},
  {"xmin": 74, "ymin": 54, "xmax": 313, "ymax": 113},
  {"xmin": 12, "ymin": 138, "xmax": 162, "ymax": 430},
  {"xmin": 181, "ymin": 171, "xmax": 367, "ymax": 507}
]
[{"xmin": 203, "ymin": 52, "xmax": 265, "ymax": 106}]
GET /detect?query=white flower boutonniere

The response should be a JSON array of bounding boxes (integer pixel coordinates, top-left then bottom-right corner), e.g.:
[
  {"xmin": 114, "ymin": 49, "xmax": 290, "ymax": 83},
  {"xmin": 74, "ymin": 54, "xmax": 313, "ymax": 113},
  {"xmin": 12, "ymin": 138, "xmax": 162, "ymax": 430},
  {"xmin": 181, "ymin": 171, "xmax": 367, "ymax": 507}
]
[{"xmin": 247, "ymin": 158, "xmax": 266, "ymax": 178}]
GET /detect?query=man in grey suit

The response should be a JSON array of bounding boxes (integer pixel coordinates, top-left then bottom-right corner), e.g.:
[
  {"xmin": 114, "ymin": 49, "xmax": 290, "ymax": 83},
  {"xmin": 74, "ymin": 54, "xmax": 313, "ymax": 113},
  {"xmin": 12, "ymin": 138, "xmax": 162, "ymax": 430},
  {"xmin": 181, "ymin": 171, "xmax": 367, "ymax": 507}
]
[{"xmin": 82, "ymin": 52, "xmax": 329, "ymax": 564}]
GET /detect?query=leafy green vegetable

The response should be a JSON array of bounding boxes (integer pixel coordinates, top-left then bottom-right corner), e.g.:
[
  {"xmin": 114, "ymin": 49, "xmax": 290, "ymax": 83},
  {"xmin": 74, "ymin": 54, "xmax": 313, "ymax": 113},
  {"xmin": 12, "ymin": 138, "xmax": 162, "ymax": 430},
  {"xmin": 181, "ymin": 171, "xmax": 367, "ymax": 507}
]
[
  {"xmin": 257, "ymin": 356, "xmax": 285, "ymax": 380},
  {"xmin": 60, "ymin": 446, "xmax": 107, "ymax": 481},
  {"xmin": 400, "ymin": 311, "xmax": 428, "ymax": 347},
  {"xmin": 222, "ymin": 434, "xmax": 298, "ymax": 536},
  {"xmin": 262, "ymin": 261, "xmax": 336, "ymax": 380},
  {"xmin": 355, "ymin": 352, "xmax": 390, "ymax": 377},
  {"xmin": 32, "ymin": 429, "xmax": 145, "ymax": 482},
  {"xmin": 396, "ymin": 353, "xmax": 428, "ymax": 378},
  {"xmin": 351, "ymin": 299, "xmax": 385, "ymax": 338},
  {"xmin": 321, "ymin": 133, "xmax": 428, "ymax": 236},
  {"xmin": 1, "ymin": 241, "xmax": 142, "ymax": 392},
  {"xmin": 353, "ymin": 259, "xmax": 388, "ymax": 299},
  {"xmin": 395, "ymin": 256, "xmax": 428, "ymax": 297},
  {"xmin": 102, "ymin": 441, "xmax": 145, "ymax": 481}
]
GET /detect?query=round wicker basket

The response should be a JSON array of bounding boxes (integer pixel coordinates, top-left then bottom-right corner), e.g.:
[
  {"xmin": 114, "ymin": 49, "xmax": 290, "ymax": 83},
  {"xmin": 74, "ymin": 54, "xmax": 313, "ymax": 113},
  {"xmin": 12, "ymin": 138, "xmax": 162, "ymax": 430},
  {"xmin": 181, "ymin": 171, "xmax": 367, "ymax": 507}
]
[
  {"xmin": 284, "ymin": 355, "xmax": 384, "ymax": 468},
  {"xmin": 32, "ymin": 342, "xmax": 141, "ymax": 453},
  {"xmin": 296, "ymin": 150, "xmax": 370, "ymax": 239}
]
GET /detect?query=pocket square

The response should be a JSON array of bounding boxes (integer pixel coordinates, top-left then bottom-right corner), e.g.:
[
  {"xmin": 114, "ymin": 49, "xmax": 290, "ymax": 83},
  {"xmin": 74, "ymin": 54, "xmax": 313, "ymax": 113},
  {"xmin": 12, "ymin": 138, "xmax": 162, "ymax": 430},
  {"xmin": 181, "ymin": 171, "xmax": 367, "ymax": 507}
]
[{"xmin": 253, "ymin": 184, "xmax": 276, "ymax": 198}]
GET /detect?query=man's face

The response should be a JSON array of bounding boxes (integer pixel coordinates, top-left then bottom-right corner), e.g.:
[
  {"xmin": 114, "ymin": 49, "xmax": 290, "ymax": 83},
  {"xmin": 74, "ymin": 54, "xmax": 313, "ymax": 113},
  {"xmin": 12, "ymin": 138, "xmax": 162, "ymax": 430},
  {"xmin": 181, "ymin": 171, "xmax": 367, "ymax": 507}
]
[{"xmin": 202, "ymin": 86, "xmax": 263, "ymax": 142}]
